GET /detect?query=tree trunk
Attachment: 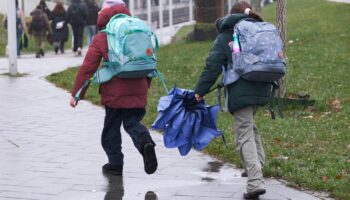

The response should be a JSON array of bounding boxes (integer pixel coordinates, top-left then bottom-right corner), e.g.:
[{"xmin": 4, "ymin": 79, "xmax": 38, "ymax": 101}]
[
  {"xmin": 276, "ymin": 0, "xmax": 287, "ymax": 96},
  {"xmin": 190, "ymin": 0, "xmax": 226, "ymax": 41}
]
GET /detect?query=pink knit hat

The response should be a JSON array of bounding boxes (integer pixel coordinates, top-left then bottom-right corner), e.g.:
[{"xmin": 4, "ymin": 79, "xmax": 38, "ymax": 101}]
[{"xmin": 102, "ymin": 0, "xmax": 125, "ymax": 8}]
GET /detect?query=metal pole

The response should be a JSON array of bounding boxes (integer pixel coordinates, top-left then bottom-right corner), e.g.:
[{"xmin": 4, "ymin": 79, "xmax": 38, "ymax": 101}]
[
  {"xmin": 130, "ymin": 0, "xmax": 135, "ymax": 15},
  {"xmin": 228, "ymin": 0, "xmax": 232, "ymax": 14},
  {"xmin": 189, "ymin": 0, "xmax": 193, "ymax": 22},
  {"xmin": 159, "ymin": 0, "xmax": 163, "ymax": 43},
  {"xmin": 147, "ymin": 0, "xmax": 151, "ymax": 26},
  {"xmin": 21, "ymin": 0, "xmax": 25, "ymax": 13},
  {"xmin": 7, "ymin": 0, "xmax": 18, "ymax": 76},
  {"xmin": 169, "ymin": 0, "xmax": 173, "ymax": 26}
]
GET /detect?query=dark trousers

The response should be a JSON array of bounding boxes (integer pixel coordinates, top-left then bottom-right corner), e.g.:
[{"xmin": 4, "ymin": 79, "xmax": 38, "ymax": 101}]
[
  {"xmin": 71, "ymin": 24, "xmax": 84, "ymax": 51},
  {"xmin": 101, "ymin": 107, "xmax": 153, "ymax": 166}
]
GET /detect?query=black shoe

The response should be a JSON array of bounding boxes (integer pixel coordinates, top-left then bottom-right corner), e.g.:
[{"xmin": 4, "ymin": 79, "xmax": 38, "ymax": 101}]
[
  {"xmin": 35, "ymin": 53, "xmax": 40, "ymax": 58},
  {"xmin": 40, "ymin": 49, "xmax": 44, "ymax": 57},
  {"xmin": 241, "ymin": 171, "xmax": 248, "ymax": 177},
  {"xmin": 243, "ymin": 189, "xmax": 266, "ymax": 199},
  {"xmin": 143, "ymin": 143, "xmax": 158, "ymax": 174},
  {"xmin": 102, "ymin": 163, "xmax": 123, "ymax": 176},
  {"xmin": 54, "ymin": 47, "xmax": 58, "ymax": 54}
]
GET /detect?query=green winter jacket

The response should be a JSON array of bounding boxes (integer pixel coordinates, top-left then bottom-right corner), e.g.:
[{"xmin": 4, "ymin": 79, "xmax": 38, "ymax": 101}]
[{"xmin": 194, "ymin": 14, "xmax": 271, "ymax": 113}]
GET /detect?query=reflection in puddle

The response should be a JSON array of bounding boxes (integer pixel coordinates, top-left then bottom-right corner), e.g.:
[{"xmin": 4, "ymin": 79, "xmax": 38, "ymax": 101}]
[
  {"xmin": 202, "ymin": 161, "xmax": 224, "ymax": 172},
  {"xmin": 144, "ymin": 191, "xmax": 158, "ymax": 200},
  {"xmin": 103, "ymin": 174, "xmax": 124, "ymax": 200},
  {"xmin": 201, "ymin": 177, "xmax": 215, "ymax": 182},
  {"xmin": 103, "ymin": 174, "xmax": 158, "ymax": 200}
]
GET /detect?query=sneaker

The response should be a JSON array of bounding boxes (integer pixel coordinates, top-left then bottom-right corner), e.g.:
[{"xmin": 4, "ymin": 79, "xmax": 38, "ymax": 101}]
[
  {"xmin": 143, "ymin": 143, "xmax": 158, "ymax": 174},
  {"xmin": 102, "ymin": 163, "xmax": 123, "ymax": 176},
  {"xmin": 243, "ymin": 189, "xmax": 266, "ymax": 199},
  {"xmin": 77, "ymin": 47, "xmax": 82, "ymax": 56}
]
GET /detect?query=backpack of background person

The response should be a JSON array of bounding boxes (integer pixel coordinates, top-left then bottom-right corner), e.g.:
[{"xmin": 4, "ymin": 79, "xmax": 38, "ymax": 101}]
[
  {"xmin": 86, "ymin": 2, "xmax": 99, "ymax": 25},
  {"xmin": 223, "ymin": 18, "xmax": 286, "ymax": 85},
  {"xmin": 94, "ymin": 13, "xmax": 159, "ymax": 82},
  {"xmin": 68, "ymin": 4, "xmax": 85, "ymax": 24},
  {"xmin": 30, "ymin": 9, "xmax": 46, "ymax": 32}
]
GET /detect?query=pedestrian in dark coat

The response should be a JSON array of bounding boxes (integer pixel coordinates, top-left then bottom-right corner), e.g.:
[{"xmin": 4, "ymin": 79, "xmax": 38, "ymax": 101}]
[
  {"xmin": 69, "ymin": 4, "xmax": 158, "ymax": 176},
  {"xmin": 194, "ymin": 1, "xmax": 270, "ymax": 199},
  {"xmin": 67, "ymin": 0, "xmax": 88, "ymax": 55},
  {"xmin": 51, "ymin": 2, "xmax": 69, "ymax": 54},
  {"xmin": 84, "ymin": 0, "xmax": 100, "ymax": 46}
]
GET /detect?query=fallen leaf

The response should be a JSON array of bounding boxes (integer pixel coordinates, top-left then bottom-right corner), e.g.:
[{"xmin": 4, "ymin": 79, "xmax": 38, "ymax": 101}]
[
  {"xmin": 272, "ymin": 152, "xmax": 279, "ymax": 158},
  {"xmin": 322, "ymin": 176, "xmax": 329, "ymax": 182},
  {"xmin": 275, "ymin": 137, "xmax": 281, "ymax": 145},
  {"xmin": 335, "ymin": 175, "xmax": 344, "ymax": 180},
  {"xmin": 331, "ymin": 98, "xmax": 341, "ymax": 112}
]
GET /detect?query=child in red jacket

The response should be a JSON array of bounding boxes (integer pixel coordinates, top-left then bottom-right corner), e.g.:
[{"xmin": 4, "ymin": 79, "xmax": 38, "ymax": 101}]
[{"xmin": 69, "ymin": 3, "xmax": 157, "ymax": 176}]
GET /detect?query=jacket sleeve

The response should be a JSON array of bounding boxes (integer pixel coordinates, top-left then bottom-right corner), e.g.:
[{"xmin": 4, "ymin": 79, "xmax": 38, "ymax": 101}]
[
  {"xmin": 71, "ymin": 36, "xmax": 103, "ymax": 99},
  {"xmin": 194, "ymin": 35, "xmax": 228, "ymax": 96}
]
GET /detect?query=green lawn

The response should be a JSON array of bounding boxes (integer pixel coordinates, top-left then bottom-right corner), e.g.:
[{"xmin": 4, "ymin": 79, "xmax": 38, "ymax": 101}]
[{"xmin": 46, "ymin": 0, "xmax": 350, "ymax": 199}]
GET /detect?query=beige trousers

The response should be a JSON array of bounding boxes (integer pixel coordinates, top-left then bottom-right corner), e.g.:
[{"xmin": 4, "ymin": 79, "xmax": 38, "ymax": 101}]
[{"xmin": 233, "ymin": 105, "xmax": 266, "ymax": 192}]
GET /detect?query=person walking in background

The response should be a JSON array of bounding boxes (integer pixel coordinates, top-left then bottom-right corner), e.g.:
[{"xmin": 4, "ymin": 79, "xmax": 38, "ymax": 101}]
[
  {"xmin": 67, "ymin": 0, "xmax": 88, "ymax": 56},
  {"xmin": 29, "ymin": 5, "xmax": 50, "ymax": 58},
  {"xmin": 3, "ymin": 0, "xmax": 28, "ymax": 56},
  {"xmin": 84, "ymin": 0, "xmax": 99, "ymax": 46},
  {"xmin": 194, "ymin": 1, "xmax": 270, "ymax": 199},
  {"xmin": 69, "ymin": 2, "xmax": 158, "ymax": 176},
  {"xmin": 38, "ymin": 0, "xmax": 53, "ymax": 20},
  {"xmin": 51, "ymin": 1, "xmax": 69, "ymax": 54}
]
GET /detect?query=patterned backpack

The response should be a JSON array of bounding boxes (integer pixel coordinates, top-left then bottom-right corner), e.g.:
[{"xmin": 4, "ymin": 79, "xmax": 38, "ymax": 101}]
[
  {"xmin": 223, "ymin": 18, "xmax": 286, "ymax": 86},
  {"xmin": 222, "ymin": 18, "xmax": 286, "ymax": 119}
]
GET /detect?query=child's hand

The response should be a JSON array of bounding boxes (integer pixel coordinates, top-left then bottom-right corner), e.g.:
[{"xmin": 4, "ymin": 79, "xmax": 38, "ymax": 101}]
[
  {"xmin": 69, "ymin": 97, "xmax": 78, "ymax": 108},
  {"xmin": 195, "ymin": 94, "xmax": 203, "ymax": 102}
]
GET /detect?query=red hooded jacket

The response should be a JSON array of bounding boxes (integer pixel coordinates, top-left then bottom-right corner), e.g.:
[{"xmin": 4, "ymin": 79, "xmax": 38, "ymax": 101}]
[{"xmin": 71, "ymin": 5, "xmax": 151, "ymax": 109}]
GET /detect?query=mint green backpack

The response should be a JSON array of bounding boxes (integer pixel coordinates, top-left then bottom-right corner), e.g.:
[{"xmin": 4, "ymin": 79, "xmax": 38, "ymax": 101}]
[{"xmin": 75, "ymin": 14, "xmax": 168, "ymax": 101}]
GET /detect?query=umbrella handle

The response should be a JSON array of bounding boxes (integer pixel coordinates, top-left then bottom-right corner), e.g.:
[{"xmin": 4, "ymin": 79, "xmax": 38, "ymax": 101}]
[{"xmin": 205, "ymin": 83, "xmax": 223, "ymax": 95}]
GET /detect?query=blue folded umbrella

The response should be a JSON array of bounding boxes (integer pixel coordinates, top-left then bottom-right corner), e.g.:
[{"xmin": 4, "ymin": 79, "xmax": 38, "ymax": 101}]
[{"xmin": 152, "ymin": 87, "xmax": 223, "ymax": 156}]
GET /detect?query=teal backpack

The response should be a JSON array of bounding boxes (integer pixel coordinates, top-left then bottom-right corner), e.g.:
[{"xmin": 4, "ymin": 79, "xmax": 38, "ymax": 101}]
[{"xmin": 75, "ymin": 14, "xmax": 168, "ymax": 101}]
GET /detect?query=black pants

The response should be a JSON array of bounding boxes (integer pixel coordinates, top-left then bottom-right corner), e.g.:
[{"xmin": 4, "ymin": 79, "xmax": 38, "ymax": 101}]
[
  {"xmin": 71, "ymin": 23, "xmax": 84, "ymax": 52},
  {"xmin": 101, "ymin": 107, "xmax": 154, "ymax": 166}
]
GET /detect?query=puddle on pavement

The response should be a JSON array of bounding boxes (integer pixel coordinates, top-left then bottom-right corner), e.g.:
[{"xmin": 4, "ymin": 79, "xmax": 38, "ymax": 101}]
[
  {"xmin": 202, "ymin": 161, "xmax": 224, "ymax": 172},
  {"xmin": 103, "ymin": 175, "xmax": 124, "ymax": 199},
  {"xmin": 201, "ymin": 177, "xmax": 216, "ymax": 182},
  {"xmin": 103, "ymin": 174, "xmax": 159, "ymax": 200}
]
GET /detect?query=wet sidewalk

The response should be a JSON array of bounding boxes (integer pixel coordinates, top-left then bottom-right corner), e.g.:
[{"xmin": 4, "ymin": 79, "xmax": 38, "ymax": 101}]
[{"xmin": 0, "ymin": 52, "xmax": 330, "ymax": 200}]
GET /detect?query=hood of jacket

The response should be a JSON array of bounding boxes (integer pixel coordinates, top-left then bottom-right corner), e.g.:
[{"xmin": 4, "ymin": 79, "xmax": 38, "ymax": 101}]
[
  {"xmin": 97, "ymin": 5, "xmax": 131, "ymax": 30},
  {"xmin": 215, "ymin": 14, "xmax": 249, "ymax": 33}
]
